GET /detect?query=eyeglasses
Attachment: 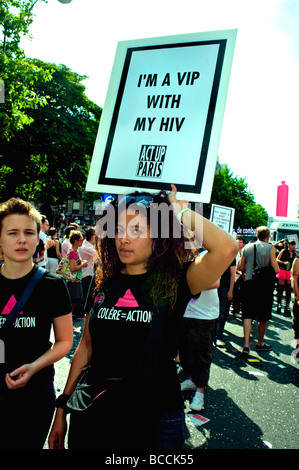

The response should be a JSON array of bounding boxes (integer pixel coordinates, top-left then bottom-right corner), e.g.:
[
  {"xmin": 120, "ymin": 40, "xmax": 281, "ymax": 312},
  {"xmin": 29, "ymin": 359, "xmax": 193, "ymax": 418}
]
[{"xmin": 117, "ymin": 195, "xmax": 153, "ymax": 208}]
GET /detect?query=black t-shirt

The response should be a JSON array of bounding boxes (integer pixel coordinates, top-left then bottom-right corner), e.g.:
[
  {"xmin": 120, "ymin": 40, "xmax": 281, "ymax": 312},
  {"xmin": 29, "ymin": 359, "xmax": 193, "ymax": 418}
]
[
  {"xmin": 86, "ymin": 263, "xmax": 196, "ymax": 413},
  {"xmin": 220, "ymin": 258, "xmax": 236, "ymax": 288},
  {"xmin": 33, "ymin": 239, "xmax": 45, "ymax": 260},
  {"xmin": 0, "ymin": 265, "xmax": 72, "ymax": 393},
  {"xmin": 279, "ymin": 249, "xmax": 297, "ymax": 270}
]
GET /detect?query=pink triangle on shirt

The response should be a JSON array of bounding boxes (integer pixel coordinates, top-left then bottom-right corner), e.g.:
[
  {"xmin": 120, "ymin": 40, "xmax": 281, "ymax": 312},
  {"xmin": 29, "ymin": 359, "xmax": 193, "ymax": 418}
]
[
  {"xmin": 1, "ymin": 295, "xmax": 24, "ymax": 315},
  {"xmin": 115, "ymin": 289, "xmax": 139, "ymax": 307}
]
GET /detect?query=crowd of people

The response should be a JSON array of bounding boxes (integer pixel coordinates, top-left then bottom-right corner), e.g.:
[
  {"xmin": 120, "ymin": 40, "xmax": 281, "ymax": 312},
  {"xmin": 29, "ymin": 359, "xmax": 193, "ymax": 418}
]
[
  {"xmin": 0, "ymin": 191, "xmax": 298, "ymax": 450},
  {"xmin": 175, "ymin": 229, "xmax": 298, "ymax": 414},
  {"xmin": 30, "ymin": 216, "xmax": 97, "ymax": 317}
]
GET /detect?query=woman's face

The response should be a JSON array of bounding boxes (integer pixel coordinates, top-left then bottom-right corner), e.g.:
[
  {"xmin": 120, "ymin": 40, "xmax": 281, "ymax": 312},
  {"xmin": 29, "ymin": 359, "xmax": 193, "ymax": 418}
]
[{"xmin": 115, "ymin": 209, "xmax": 153, "ymax": 274}]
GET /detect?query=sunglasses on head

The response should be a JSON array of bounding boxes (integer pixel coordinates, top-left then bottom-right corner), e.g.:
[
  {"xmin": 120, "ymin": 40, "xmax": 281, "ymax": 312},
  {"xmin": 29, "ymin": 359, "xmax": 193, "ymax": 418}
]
[{"xmin": 117, "ymin": 195, "xmax": 153, "ymax": 208}]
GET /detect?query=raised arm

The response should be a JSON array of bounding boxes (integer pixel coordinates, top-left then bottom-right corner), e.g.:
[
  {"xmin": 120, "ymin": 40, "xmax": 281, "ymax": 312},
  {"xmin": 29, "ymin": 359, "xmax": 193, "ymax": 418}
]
[
  {"xmin": 271, "ymin": 246, "xmax": 280, "ymax": 273},
  {"xmin": 169, "ymin": 185, "xmax": 238, "ymax": 295}
]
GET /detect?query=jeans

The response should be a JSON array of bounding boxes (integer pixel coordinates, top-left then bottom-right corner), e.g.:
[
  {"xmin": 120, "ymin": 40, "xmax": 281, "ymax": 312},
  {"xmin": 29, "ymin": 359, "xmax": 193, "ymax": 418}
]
[
  {"xmin": 153, "ymin": 408, "xmax": 187, "ymax": 449},
  {"xmin": 69, "ymin": 406, "xmax": 187, "ymax": 450}
]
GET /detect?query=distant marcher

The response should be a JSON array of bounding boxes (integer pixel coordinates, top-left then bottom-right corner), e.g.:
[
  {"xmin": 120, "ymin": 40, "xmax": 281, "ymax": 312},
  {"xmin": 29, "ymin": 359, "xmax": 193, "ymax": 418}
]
[
  {"xmin": 232, "ymin": 236, "xmax": 246, "ymax": 316},
  {"xmin": 66, "ymin": 230, "xmax": 88, "ymax": 315},
  {"xmin": 215, "ymin": 259, "xmax": 236, "ymax": 347},
  {"xmin": 38, "ymin": 215, "xmax": 49, "ymax": 268},
  {"xmin": 239, "ymin": 226, "xmax": 279, "ymax": 356},
  {"xmin": 78, "ymin": 228, "xmax": 96, "ymax": 304},
  {"xmin": 276, "ymin": 240, "xmax": 297, "ymax": 316},
  {"xmin": 46, "ymin": 227, "xmax": 62, "ymax": 273},
  {"xmin": 33, "ymin": 237, "xmax": 45, "ymax": 265},
  {"xmin": 61, "ymin": 226, "xmax": 72, "ymax": 257}
]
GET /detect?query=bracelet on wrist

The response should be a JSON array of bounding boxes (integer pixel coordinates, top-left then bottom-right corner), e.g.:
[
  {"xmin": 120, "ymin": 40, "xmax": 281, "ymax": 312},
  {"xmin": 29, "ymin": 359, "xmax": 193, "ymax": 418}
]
[
  {"xmin": 176, "ymin": 208, "xmax": 191, "ymax": 224},
  {"xmin": 55, "ymin": 393, "xmax": 71, "ymax": 412}
]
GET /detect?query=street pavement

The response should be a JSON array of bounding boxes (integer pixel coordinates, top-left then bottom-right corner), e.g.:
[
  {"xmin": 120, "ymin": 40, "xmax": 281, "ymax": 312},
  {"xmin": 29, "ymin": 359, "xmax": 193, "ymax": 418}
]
[
  {"xmin": 181, "ymin": 298, "xmax": 299, "ymax": 450},
  {"xmin": 49, "ymin": 292, "xmax": 299, "ymax": 451}
]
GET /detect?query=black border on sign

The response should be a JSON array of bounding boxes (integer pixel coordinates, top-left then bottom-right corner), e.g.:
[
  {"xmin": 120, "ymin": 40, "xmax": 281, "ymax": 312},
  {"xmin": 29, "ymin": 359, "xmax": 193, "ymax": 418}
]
[
  {"xmin": 211, "ymin": 205, "xmax": 234, "ymax": 232},
  {"xmin": 98, "ymin": 39, "xmax": 227, "ymax": 193}
]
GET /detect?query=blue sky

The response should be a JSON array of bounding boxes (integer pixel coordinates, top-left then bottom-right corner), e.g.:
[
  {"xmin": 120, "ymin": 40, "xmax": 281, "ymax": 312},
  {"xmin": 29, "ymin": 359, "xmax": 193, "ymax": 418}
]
[{"xmin": 20, "ymin": 0, "xmax": 299, "ymax": 219}]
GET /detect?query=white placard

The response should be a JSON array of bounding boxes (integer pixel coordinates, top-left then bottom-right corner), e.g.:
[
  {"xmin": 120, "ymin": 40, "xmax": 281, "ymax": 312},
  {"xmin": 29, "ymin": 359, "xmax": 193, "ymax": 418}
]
[
  {"xmin": 86, "ymin": 29, "xmax": 237, "ymax": 202},
  {"xmin": 210, "ymin": 203, "xmax": 235, "ymax": 234}
]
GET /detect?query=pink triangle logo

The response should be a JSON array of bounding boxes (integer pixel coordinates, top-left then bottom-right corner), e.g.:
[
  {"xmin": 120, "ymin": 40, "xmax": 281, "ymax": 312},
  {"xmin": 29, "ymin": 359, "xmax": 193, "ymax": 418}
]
[
  {"xmin": 115, "ymin": 289, "xmax": 139, "ymax": 307},
  {"xmin": 1, "ymin": 295, "xmax": 24, "ymax": 315}
]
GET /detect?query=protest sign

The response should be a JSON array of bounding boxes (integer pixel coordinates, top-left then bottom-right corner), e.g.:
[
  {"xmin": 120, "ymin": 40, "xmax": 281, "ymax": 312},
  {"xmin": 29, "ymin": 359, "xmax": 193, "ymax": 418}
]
[
  {"xmin": 210, "ymin": 203, "xmax": 235, "ymax": 234},
  {"xmin": 86, "ymin": 29, "xmax": 237, "ymax": 202}
]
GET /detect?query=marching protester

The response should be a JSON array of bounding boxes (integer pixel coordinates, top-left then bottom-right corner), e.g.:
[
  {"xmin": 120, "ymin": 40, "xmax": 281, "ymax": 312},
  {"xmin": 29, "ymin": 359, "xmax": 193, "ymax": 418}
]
[
  {"xmin": 48, "ymin": 184, "xmax": 238, "ymax": 450},
  {"xmin": 46, "ymin": 227, "xmax": 62, "ymax": 273},
  {"xmin": 214, "ymin": 258, "xmax": 236, "ymax": 347},
  {"xmin": 0, "ymin": 198, "xmax": 73, "ymax": 449},
  {"xmin": 79, "ymin": 227, "xmax": 97, "ymax": 305},
  {"xmin": 276, "ymin": 240, "xmax": 297, "ymax": 316},
  {"xmin": 65, "ymin": 230, "xmax": 88, "ymax": 316},
  {"xmin": 238, "ymin": 226, "xmax": 279, "ymax": 357}
]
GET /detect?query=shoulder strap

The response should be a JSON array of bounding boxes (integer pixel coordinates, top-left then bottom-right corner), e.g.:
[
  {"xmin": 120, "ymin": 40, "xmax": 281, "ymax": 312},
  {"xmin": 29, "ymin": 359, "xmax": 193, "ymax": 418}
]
[
  {"xmin": 253, "ymin": 244, "xmax": 257, "ymax": 269},
  {"xmin": 0, "ymin": 267, "xmax": 46, "ymax": 340}
]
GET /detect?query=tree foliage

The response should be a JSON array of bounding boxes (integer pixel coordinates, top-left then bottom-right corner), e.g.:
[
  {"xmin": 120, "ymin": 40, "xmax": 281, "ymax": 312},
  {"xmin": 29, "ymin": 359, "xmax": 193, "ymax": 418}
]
[
  {"xmin": 0, "ymin": 59, "xmax": 102, "ymax": 203},
  {"xmin": 0, "ymin": 1, "xmax": 102, "ymax": 204},
  {"xmin": 205, "ymin": 166, "xmax": 268, "ymax": 228},
  {"xmin": 0, "ymin": 0, "xmax": 51, "ymax": 140}
]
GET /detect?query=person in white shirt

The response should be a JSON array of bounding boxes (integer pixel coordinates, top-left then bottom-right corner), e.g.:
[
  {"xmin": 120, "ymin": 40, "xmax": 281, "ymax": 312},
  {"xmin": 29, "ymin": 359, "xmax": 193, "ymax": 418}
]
[
  {"xmin": 61, "ymin": 226, "xmax": 73, "ymax": 258},
  {"xmin": 79, "ymin": 228, "xmax": 96, "ymax": 304},
  {"xmin": 178, "ymin": 251, "xmax": 220, "ymax": 412},
  {"xmin": 38, "ymin": 216, "xmax": 50, "ymax": 268},
  {"xmin": 61, "ymin": 224, "xmax": 80, "ymax": 258}
]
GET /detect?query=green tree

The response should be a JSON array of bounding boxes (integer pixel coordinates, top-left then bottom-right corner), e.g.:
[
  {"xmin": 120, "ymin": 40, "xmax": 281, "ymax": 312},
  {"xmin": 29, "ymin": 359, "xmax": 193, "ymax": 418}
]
[
  {"xmin": 0, "ymin": 0, "xmax": 51, "ymax": 140},
  {"xmin": 205, "ymin": 166, "xmax": 268, "ymax": 227},
  {"xmin": 0, "ymin": 59, "xmax": 102, "ymax": 203}
]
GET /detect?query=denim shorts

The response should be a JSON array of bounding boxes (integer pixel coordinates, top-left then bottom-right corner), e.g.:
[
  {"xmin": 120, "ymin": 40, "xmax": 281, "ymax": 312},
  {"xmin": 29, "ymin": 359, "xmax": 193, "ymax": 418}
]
[{"xmin": 153, "ymin": 408, "xmax": 187, "ymax": 449}]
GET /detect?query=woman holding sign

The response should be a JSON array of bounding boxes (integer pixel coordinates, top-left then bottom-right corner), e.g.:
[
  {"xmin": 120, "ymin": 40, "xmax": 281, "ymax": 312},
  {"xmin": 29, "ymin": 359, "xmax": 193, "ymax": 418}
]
[{"xmin": 49, "ymin": 185, "xmax": 238, "ymax": 449}]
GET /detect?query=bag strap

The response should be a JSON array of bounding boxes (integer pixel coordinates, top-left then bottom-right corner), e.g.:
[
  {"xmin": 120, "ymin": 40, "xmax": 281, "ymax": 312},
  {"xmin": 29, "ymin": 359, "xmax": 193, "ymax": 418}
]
[
  {"xmin": 0, "ymin": 267, "xmax": 46, "ymax": 340},
  {"xmin": 253, "ymin": 244, "xmax": 257, "ymax": 269}
]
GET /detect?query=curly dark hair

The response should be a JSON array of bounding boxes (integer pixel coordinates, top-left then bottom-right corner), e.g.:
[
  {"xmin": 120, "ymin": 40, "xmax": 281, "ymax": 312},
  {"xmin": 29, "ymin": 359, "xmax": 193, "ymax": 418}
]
[{"xmin": 94, "ymin": 190, "xmax": 199, "ymax": 307}]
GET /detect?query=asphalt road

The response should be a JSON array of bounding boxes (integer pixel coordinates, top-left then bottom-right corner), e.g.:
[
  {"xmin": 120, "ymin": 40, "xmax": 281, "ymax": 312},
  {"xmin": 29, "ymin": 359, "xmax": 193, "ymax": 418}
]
[
  {"xmin": 49, "ymin": 292, "xmax": 299, "ymax": 451},
  {"xmin": 182, "ymin": 300, "xmax": 299, "ymax": 450}
]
